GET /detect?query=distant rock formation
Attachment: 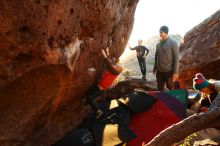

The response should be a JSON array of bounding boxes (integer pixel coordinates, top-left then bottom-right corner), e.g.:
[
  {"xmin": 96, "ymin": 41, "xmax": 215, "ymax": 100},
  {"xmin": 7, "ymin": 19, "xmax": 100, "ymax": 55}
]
[
  {"xmin": 0, "ymin": 0, "xmax": 139, "ymax": 146},
  {"xmin": 178, "ymin": 10, "xmax": 220, "ymax": 88}
]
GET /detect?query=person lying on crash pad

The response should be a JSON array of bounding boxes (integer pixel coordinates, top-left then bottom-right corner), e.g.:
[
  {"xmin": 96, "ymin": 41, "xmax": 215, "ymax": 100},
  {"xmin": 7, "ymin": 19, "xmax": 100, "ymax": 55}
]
[{"xmin": 189, "ymin": 73, "xmax": 220, "ymax": 113}]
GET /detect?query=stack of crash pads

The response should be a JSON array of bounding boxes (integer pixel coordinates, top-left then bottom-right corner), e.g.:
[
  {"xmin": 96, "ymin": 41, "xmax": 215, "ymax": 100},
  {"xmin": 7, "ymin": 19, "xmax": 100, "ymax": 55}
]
[
  {"xmin": 53, "ymin": 89, "xmax": 187, "ymax": 146},
  {"xmin": 127, "ymin": 89, "xmax": 187, "ymax": 146}
]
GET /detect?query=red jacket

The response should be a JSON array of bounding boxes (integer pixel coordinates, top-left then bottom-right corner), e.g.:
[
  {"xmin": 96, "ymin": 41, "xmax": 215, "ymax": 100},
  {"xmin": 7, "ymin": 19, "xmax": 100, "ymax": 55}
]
[{"xmin": 98, "ymin": 71, "xmax": 117, "ymax": 90}]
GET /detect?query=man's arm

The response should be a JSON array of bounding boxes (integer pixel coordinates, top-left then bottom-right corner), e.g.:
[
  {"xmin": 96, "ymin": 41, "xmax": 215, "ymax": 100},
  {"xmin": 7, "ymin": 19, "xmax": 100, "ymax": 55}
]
[
  {"xmin": 172, "ymin": 41, "xmax": 179, "ymax": 81},
  {"xmin": 129, "ymin": 46, "xmax": 138, "ymax": 50},
  {"xmin": 104, "ymin": 57, "xmax": 122, "ymax": 75},
  {"xmin": 102, "ymin": 50, "xmax": 122, "ymax": 75},
  {"xmin": 153, "ymin": 46, "xmax": 158, "ymax": 75},
  {"xmin": 172, "ymin": 41, "xmax": 179, "ymax": 75},
  {"xmin": 145, "ymin": 47, "xmax": 149, "ymax": 56}
]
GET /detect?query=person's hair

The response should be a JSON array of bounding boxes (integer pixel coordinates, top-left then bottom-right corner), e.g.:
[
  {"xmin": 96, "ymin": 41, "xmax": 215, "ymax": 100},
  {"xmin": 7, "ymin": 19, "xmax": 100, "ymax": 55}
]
[
  {"xmin": 159, "ymin": 26, "xmax": 169, "ymax": 34},
  {"xmin": 138, "ymin": 39, "xmax": 143, "ymax": 44}
]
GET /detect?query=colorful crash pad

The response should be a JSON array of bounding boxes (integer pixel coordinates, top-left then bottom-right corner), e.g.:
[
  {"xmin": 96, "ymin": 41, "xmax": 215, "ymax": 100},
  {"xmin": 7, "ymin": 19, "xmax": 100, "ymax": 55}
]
[{"xmin": 127, "ymin": 89, "xmax": 188, "ymax": 146}]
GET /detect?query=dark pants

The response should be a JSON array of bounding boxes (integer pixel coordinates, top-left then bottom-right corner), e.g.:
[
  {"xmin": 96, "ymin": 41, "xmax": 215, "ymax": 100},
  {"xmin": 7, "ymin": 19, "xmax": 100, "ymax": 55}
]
[
  {"xmin": 137, "ymin": 57, "xmax": 146, "ymax": 76},
  {"xmin": 156, "ymin": 71, "xmax": 174, "ymax": 91},
  {"xmin": 85, "ymin": 85, "xmax": 103, "ymax": 112}
]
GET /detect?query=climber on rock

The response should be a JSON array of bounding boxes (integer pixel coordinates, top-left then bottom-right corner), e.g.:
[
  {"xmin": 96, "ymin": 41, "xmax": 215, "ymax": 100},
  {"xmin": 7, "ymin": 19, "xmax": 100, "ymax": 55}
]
[{"xmin": 85, "ymin": 47, "xmax": 123, "ymax": 118}]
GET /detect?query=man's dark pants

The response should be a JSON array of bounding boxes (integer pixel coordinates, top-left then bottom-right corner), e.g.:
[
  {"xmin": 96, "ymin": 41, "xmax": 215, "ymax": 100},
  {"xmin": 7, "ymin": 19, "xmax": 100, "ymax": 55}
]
[
  {"xmin": 137, "ymin": 57, "xmax": 146, "ymax": 76},
  {"xmin": 156, "ymin": 70, "xmax": 174, "ymax": 91},
  {"xmin": 85, "ymin": 85, "xmax": 103, "ymax": 112}
]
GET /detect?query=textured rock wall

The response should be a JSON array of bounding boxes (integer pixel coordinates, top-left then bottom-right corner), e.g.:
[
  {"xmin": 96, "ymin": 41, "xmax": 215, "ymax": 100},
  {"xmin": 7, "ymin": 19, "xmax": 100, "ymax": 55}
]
[
  {"xmin": 178, "ymin": 10, "xmax": 220, "ymax": 87},
  {"xmin": 0, "ymin": 0, "xmax": 139, "ymax": 145}
]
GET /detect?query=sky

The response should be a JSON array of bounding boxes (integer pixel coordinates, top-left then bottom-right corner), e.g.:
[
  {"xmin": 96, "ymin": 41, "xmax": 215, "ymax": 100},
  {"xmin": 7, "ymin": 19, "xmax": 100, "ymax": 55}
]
[{"xmin": 129, "ymin": 0, "xmax": 220, "ymax": 45}]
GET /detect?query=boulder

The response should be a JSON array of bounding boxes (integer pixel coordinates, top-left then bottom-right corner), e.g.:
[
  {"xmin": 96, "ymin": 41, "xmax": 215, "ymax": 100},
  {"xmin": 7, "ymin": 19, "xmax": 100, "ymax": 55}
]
[
  {"xmin": 178, "ymin": 10, "xmax": 220, "ymax": 88},
  {"xmin": 0, "ymin": 0, "xmax": 139, "ymax": 145}
]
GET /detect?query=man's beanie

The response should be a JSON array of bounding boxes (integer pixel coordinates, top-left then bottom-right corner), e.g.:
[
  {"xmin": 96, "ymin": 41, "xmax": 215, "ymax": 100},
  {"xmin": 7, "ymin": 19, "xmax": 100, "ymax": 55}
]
[
  {"xmin": 193, "ymin": 73, "xmax": 209, "ymax": 91},
  {"xmin": 159, "ymin": 26, "xmax": 169, "ymax": 34}
]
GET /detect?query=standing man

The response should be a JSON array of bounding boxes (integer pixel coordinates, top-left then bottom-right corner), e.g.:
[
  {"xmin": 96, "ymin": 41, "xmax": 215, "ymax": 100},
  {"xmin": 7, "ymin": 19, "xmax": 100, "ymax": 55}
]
[
  {"xmin": 129, "ymin": 40, "xmax": 149, "ymax": 80},
  {"xmin": 153, "ymin": 26, "xmax": 179, "ymax": 91}
]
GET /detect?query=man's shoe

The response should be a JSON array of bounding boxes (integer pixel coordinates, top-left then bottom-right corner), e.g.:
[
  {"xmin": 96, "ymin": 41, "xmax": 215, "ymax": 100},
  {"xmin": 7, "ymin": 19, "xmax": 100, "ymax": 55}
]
[
  {"xmin": 142, "ymin": 75, "xmax": 147, "ymax": 80},
  {"xmin": 96, "ymin": 109, "xmax": 103, "ymax": 119}
]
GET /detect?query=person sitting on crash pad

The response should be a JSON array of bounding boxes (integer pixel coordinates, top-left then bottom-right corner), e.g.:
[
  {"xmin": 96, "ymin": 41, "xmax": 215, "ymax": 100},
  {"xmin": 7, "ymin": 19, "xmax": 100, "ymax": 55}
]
[
  {"xmin": 189, "ymin": 73, "xmax": 220, "ymax": 113},
  {"xmin": 85, "ymin": 47, "xmax": 123, "ymax": 118}
]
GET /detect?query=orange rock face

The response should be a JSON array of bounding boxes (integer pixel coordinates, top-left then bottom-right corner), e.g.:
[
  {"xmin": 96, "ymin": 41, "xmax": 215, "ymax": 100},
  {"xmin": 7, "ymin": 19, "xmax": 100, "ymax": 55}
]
[
  {"xmin": 0, "ymin": 0, "xmax": 138, "ymax": 145},
  {"xmin": 178, "ymin": 10, "xmax": 220, "ymax": 88}
]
